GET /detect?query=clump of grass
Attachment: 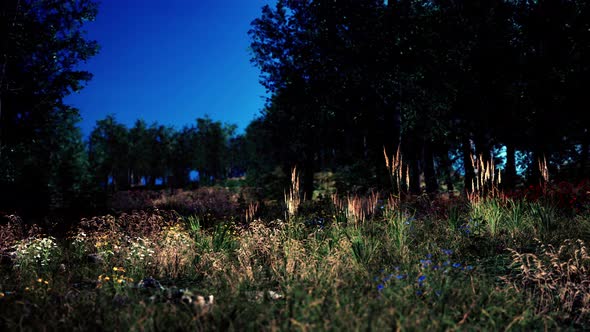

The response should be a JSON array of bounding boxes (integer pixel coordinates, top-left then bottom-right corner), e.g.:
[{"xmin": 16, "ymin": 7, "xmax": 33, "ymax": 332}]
[
  {"xmin": 284, "ymin": 166, "xmax": 301, "ymax": 219},
  {"xmin": 505, "ymin": 239, "xmax": 590, "ymax": 325}
]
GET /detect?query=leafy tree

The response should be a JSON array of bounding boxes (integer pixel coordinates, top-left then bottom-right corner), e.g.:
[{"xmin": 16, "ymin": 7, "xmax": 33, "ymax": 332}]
[
  {"xmin": 88, "ymin": 115, "xmax": 129, "ymax": 191},
  {"xmin": 0, "ymin": 0, "xmax": 99, "ymax": 213},
  {"xmin": 128, "ymin": 119, "xmax": 152, "ymax": 186}
]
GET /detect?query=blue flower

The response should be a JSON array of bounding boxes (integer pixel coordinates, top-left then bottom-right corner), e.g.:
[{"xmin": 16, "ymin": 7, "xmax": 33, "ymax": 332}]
[
  {"xmin": 418, "ymin": 275, "xmax": 427, "ymax": 282},
  {"xmin": 396, "ymin": 274, "xmax": 405, "ymax": 280},
  {"xmin": 377, "ymin": 284, "xmax": 384, "ymax": 292},
  {"xmin": 441, "ymin": 249, "xmax": 453, "ymax": 256},
  {"xmin": 420, "ymin": 259, "xmax": 432, "ymax": 267},
  {"xmin": 452, "ymin": 262, "xmax": 462, "ymax": 268},
  {"xmin": 443, "ymin": 260, "xmax": 450, "ymax": 267},
  {"xmin": 426, "ymin": 253, "xmax": 433, "ymax": 259},
  {"xmin": 465, "ymin": 265, "xmax": 474, "ymax": 271}
]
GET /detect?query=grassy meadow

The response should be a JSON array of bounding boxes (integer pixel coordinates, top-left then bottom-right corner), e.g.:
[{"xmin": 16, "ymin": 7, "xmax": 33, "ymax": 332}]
[{"xmin": 1, "ymin": 178, "xmax": 590, "ymax": 331}]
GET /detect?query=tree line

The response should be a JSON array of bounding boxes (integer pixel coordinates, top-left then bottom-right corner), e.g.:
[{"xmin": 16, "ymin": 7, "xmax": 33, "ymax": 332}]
[
  {"xmin": 246, "ymin": 0, "xmax": 590, "ymax": 199},
  {"xmin": 3, "ymin": 0, "xmax": 590, "ymax": 216},
  {"xmin": 88, "ymin": 115, "xmax": 244, "ymax": 191}
]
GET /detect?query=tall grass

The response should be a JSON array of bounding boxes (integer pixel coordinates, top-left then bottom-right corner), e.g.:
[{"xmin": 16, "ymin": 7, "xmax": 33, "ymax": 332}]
[
  {"xmin": 284, "ymin": 166, "xmax": 301, "ymax": 219},
  {"xmin": 1, "ymin": 170, "xmax": 589, "ymax": 330}
]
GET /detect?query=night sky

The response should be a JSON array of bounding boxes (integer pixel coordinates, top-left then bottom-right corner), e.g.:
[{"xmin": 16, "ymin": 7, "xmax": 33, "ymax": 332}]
[{"xmin": 65, "ymin": 0, "xmax": 274, "ymax": 136}]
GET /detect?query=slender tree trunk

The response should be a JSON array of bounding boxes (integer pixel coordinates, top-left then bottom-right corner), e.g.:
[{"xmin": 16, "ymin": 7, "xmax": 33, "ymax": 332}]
[
  {"xmin": 423, "ymin": 140, "xmax": 438, "ymax": 195},
  {"xmin": 462, "ymin": 136, "xmax": 475, "ymax": 193},
  {"xmin": 504, "ymin": 143, "xmax": 517, "ymax": 189},
  {"xmin": 437, "ymin": 143, "xmax": 454, "ymax": 192}
]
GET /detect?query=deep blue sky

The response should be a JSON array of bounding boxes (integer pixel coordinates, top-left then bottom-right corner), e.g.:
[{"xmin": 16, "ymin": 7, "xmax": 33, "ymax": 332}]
[{"xmin": 65, "ymin": 0, "xmax": 274, "ymax": 136}]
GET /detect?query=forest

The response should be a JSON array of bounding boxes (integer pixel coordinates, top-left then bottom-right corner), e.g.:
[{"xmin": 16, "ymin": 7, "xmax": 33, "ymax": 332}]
[{"xmin": 1, "ymin": 0, "xmax": 590, "ymax": 330}]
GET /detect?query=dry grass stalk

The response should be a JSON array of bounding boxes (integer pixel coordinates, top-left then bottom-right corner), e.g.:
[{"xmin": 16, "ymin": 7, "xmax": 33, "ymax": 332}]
[
  {"xmin": 347, "ymin": 195, "xmax": 365, "ymax": 225},
  {"xmin": 538, "ymin": 156, "xmax": 549, "ymax": 184},
  {"xmin": 332, "ymin": 192, "xmax": 380, "ymax": 224},
  {"xmin": 366, "ymin": 191, "xmax": 380, "ymax": 216},
  {"xmin": 469, "ymin": 153, "xmax": 502, "ymax": 201},
  {"xmin": 384, "ymin": 145, "xmax": 408, "ymax": 195},
  {"xmin": 505, "ymin": 239, "xmax": 590, "ymax": 323},
  {"xmin": 331, "ymin": 193, "xmax": 346, "ymax": 212},
  {"xmin": 284, "ymin": 166, "xmax": 301, "ymax": 218},
  {"xmin": 245, "ymin": 202, "xmax": 259, "ymax": 224}
]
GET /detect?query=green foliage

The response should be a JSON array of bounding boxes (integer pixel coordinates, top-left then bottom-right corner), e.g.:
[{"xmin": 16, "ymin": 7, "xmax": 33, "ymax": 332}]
[
  {"xmin": 469, "ymin": 198, "xmax": 505, "ymax": 238},
  {"xmin": 0, "ymin": 0, "xmax": 99, "ymax": 213}
]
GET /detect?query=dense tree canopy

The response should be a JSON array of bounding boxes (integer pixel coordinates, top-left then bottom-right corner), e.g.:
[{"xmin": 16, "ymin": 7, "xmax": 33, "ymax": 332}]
[
  {"xmin": 247, "ymin": 0, "xmax": 590, "ymax": 197},
  {"xmin": 3, "ymin": 0, "xmax": 590, "ymax": 216},
  {"xmin": 0, "ymin": 0, "xmax": 99, "ymax": 214}
]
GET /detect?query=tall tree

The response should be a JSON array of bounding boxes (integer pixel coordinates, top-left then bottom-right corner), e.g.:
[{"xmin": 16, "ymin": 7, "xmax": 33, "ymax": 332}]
[{"xmin": 0, "ymin": 0, "xmax": 99, "ymax": 213}]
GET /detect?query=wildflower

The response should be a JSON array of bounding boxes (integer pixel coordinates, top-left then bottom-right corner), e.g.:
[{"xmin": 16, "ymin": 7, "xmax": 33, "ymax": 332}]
[
  {"xmin": 0, "ymin": 292, "xmax": 4, "ymax": 298},
  {"xmin": 43, "ymin": 280, "xmax": 49, "ymax": 285},
  {"xmin": 420, "ymin": 259, "xmax": 432, "ymax": 267},
  {"xmin": 396, "ymin": 274, "xmax": 405, "ymax": 280},
  {"xmin": 37, "ymin": 278, "xmax": 43, "ymax": 283},
  {"xmin": 418, "ymin": 275, "xmax": 427, "ymax": 282},
  {"xmin": 441, "ymin": 249, "xmax": 453, "ymax": 256},
  {"xmin": 104, "ymin": 276, "xmax": 110, "ymax": 281},
  {"xmin": 465, "ymin": 265, "xmax": 474, "ymax": 271},
  {"xmin": 377, "ymin": 284, "xmax": 385, "ymax": 292},
  {"xmin": 452, "ymin": 262, "xmax": 461, "ymax": 268}
]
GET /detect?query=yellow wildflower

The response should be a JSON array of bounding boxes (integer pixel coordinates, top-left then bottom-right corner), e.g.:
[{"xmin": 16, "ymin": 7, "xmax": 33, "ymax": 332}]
[
  {"xmin": 104, "ymin": 276, "xmax": 110, "ymax": 281},
  {"xmin": 44, "ymin": 281, "xmax": 49, "ymax": 285},
  {"xmin": 37, "ymin": 278, "xmax": 43, "ymax": 283},
  {"xmin": 0, "ymin": 292, "xmax": 5, "ymax": 298}
]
